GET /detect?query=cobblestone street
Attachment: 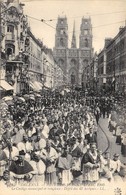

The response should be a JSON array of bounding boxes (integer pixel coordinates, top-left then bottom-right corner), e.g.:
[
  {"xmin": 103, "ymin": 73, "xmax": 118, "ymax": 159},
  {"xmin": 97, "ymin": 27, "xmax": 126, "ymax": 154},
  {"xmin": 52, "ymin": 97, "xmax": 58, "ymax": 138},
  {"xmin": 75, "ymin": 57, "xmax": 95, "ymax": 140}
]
[{"xmin": 98, "ymin": 117, "xmax": 126, "ymax": 163}]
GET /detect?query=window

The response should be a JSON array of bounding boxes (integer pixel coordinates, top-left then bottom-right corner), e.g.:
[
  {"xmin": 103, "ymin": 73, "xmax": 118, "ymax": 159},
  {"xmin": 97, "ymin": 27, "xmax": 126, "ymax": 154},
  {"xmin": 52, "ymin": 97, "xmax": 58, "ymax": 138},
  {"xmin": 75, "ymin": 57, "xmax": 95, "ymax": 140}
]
[
  {"xmin": 85, "ymin": 39, "xmax": 88, "ymax": 47},
  {"xmin": 71, "ymin": 59, "xmax": 76, "ymax": 66},
  {"xmin": 6, "ymin": 44, "xmax": 15, "ymax": 59},
  {"xmin": 101, "ymin": 67, "xmax": 103, "ymax": 74},
  {"xmin": 60, "ymin": 38, "xmax": 65, "ymax": 47},
  {"xmin": 83, "ymin": 59, "xmax": 88, "ymax": 66},
  {"xmin": 7, "ymin": 25, "xmax": 14, "ymax": 33},
  {"xmin": 58, "ymin": 59, "xmax": 64, "ymax": 66},
  {"xmin": 6, "ymin": 48, "xmax": 12, "ymax": 56},
  {"xmin": 71, "ymin": 72, "xmax": 75, "ymax": 84}
]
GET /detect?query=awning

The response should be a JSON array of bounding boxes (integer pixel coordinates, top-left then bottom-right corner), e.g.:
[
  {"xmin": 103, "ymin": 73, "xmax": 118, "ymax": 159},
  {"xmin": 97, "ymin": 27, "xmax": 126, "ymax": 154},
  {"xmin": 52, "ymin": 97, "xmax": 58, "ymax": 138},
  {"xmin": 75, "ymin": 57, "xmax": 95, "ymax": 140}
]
[
  {"xmin": 0, "ymin": 86, "xmax": 3, "ymax": 90},
  {"xmin": 29, "ymin": 81, "xmax": 41, "ymax": 92},
  {"xmin": 0, "ymin": 80, "xmax": 14, "ymax": 91},
  {"xmin": 33, "ymin": 81, "xmax": 42, "ymax": 91},
  {"xmin": 29, "ymin": 81, "xmax": 37, "ymax": 91}
]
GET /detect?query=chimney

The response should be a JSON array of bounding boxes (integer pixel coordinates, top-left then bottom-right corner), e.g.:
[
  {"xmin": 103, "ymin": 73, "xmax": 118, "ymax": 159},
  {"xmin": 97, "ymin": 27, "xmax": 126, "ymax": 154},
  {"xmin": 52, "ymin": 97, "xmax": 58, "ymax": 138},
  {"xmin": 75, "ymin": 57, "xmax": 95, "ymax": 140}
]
[
  {"xmin": 104, "ymin": 38, "xmax": 112, "ymax": 47},
  {"xmin": 119, "ymin": 26, "xmax": 124, "ymax": 32}
]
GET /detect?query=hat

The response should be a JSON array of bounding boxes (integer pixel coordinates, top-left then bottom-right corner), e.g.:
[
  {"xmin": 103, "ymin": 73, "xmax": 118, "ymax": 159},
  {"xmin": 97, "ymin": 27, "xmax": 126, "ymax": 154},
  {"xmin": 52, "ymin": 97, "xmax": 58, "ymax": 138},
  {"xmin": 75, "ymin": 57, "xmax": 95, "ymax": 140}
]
[
  {"xmin": 19, "ymin": 150, "xmax": 26, "ymax": 156},
  {"xmin": 3, "ymin": 170, "xmax": 9, "ymax": 174},
  {"xmin": 71, "ymin": 136, "xmax": 76, "ymax": 141},
  {"xmin": 113, "ymin": 153, "xmax": 119, "ymax": 157}
]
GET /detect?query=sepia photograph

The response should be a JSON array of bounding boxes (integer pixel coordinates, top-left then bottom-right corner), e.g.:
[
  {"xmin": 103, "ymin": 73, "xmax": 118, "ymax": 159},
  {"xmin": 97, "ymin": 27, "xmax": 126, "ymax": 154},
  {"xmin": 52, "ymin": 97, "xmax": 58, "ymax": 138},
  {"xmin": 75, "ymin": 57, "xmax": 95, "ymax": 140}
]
[{"xmin": 0, "ymin": 0, "xmax": 126, "ymax": 195}]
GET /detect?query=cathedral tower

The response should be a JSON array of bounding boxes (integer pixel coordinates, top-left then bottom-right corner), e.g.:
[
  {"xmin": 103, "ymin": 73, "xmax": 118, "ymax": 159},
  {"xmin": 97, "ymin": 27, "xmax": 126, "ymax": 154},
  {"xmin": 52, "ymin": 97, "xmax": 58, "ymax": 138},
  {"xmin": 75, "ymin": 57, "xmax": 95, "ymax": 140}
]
[
  {"xmin": 55, "ymin": 16, "xmax": 68, "ymax": 48},
  {"xmin": 79, "ymin": 17, "xmax": 93, "ymax": 88},
  {"xmin": 79, "ymin": 17, "xmax": 92, "ymax": 49},
  {"xmin": 71, "ymin": 21, "xmax": 76, "ymax": 48},
  {"xmin": 53, "ymin": 16, "xmax": 68, "ymax": 83},
  {"xmin": 53, "ymin": 16, "xmax": 93, "ymax": 87}
]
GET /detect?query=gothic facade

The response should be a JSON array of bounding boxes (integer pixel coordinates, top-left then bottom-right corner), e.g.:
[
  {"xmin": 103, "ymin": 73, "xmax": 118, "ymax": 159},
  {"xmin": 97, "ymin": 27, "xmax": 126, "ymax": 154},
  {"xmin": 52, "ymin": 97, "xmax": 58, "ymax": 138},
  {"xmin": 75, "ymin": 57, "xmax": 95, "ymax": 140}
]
[{"xmin": 53, "ymin": 16, "xmax": 94, "ymax": 87}]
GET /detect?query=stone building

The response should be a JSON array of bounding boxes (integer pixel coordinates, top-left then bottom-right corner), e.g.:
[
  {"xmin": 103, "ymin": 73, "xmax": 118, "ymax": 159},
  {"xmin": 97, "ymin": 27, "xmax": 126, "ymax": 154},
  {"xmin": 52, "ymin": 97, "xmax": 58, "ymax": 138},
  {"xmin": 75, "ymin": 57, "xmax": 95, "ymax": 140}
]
[
  {"xmin": 0, "ymin": 0, "xmax": 28, "ymax": 94},
  {"xmin": 97, "ymin": 38, "xmax": 112, "ymax": 91},
  {"xmin": 26, "ymin": 28, "xmax": 43, "ymax": 92},
  {"xmin": 97, "ymin": 26, "xmax": 126, "ymax": 94},
  {"xmin": 106, "ymin": 26, "xmax": 126, "ymax": 93},
  {"xmin": 53, "ymin": 16, "xmax": 93, "ymax": 89},
  {"xmin": 0, "ymin": 0, "xmax": 63, "ymax": 95},
  {"xmin": 89, "ymin": 52, "xmax": 98, "ymax": 92}
]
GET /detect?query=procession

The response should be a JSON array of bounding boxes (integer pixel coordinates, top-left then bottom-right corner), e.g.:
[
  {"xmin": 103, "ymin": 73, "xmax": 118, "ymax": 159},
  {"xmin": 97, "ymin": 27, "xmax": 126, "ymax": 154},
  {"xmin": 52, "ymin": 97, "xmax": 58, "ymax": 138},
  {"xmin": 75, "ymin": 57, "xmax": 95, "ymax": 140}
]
[
  {"xmin": 0, "ymin": 89, "xmax": 126, "ymax": 187},
  {"xmin": 0, "ymin": 0, "xmax": 126, "ymax": 189}
]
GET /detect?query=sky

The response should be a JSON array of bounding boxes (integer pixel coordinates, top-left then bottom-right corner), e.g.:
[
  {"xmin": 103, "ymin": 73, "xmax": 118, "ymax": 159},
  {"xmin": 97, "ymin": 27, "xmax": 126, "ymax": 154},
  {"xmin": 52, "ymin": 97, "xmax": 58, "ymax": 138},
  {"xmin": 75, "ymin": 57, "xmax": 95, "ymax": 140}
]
[{"xmin": 20, "ymin": 0, "xmax": 126, "ymax": 52}]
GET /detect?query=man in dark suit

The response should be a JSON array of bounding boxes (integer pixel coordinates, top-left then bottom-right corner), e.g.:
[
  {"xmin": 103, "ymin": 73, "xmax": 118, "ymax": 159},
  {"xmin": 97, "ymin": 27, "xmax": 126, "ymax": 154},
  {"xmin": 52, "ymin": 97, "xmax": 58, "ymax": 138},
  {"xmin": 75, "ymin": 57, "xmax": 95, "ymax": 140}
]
[{"xmin": 85, "ymin": 127, "xmax": 97, "ymax": 145}]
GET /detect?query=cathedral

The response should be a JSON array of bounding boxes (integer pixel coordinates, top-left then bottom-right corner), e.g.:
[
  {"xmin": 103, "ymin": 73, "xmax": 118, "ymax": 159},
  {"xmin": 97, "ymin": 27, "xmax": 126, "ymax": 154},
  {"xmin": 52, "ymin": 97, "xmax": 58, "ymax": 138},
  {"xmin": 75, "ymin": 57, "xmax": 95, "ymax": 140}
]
[{"xmin": 53, "ymin": 16, "xmax": 94, "ymax": 88}]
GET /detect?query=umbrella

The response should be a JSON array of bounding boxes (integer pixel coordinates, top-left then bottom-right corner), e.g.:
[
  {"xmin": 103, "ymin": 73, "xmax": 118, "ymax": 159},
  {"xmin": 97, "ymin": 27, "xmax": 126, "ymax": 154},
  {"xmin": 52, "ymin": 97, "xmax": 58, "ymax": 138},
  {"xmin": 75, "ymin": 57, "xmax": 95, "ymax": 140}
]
[
  {"xmin": 23, "ymin": 94, "xmax": 29, "ymax": 99},
  {"xmin": 18, "ymin": 97, "xmax": 25, "ymax": 102},
  {"xmin": 29, "ymin": 94, "xmax": 35, "ymax": 97},
  {"xmin": 2, "ymin": 96, "xmax": 13, "ymax": 101},
  {"xmin": 0, "ymin": 102, "xmax": 8, "ymax": 107},
  {"xmin": 29, "ymin": 96, "xmax": 35, "ymax": 101},
  {"xmin": 6, "ymin": 100, "xmax": 14, "ymax": 105},
  {"xmin": 35, "ymin": 94, "xmax": 41, "ymax": 97},
  {"xmin": 64, "ymin": 88, "xmax": 70, "ymax": 93}
]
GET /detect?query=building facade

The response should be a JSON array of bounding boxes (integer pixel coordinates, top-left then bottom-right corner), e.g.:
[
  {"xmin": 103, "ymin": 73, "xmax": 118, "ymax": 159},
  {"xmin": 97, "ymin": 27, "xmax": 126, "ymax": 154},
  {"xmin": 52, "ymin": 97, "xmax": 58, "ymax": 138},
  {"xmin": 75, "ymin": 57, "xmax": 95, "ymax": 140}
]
[
  {"xmin": 106, "ymin": 26, "xmax": 126, "ymax": 93},
  {"xmin": 97, "ymin": 38, "xmax": 112, "ymax": 91},
  {"xmin": 89, "ymin": 52, "xmax": 98, "ymax": 92},
  {"xmin": 42, "ymin": 48, "xmax": 64, "ymax": 90},
  {"xmin": 1, "ymin": 0, "xmax": 30, "ymax": 94},
  {"xmin": 97, "ymin": 26, "xmax": 126, "ymax": 94},
  {"xmin": 0, "ymin": 0, "xmax": 63, "ymax": 95},
  {"xmin": 26, "ymin": 28, "xmax": 43, "ymax": 92},
  {"xmin": 53, "ymin": 16, "xmax": 93, "ymax": 89}
]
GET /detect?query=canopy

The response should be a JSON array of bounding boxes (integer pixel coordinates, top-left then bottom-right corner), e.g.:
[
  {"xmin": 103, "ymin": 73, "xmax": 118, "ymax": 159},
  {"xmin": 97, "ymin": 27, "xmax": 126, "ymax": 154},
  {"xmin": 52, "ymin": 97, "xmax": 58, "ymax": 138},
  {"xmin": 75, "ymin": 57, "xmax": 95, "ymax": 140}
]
[
  {"xmin": 29, "ymin": 81, "xmax": 42, "ymax": 92},
  {"xmin": 0, "ymin": 80, "xmax": 14, "ymax": 91},
  {"xmin": 33, "ymin": 81, "xmax": 42, "ymax": 91},
  {"xmin": 29, "ymin": 81, "xmax": 37, "ymax": 91},
  {"xmin": 2, "ymin": 96, "xmax": 13, "ymax": 101}
]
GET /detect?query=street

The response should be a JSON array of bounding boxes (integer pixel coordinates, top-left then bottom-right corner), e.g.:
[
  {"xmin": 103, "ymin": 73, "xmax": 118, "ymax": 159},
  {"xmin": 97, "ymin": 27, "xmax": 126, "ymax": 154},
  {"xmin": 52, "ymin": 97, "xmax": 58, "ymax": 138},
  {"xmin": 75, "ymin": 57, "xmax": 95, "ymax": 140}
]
[
  {"xmin": 98, "ymin": 117, "xmax": 126, "ymax": 163},
  {"xmin": 0, "ymin": 0, "xmax": 126, "ymax": 189}
]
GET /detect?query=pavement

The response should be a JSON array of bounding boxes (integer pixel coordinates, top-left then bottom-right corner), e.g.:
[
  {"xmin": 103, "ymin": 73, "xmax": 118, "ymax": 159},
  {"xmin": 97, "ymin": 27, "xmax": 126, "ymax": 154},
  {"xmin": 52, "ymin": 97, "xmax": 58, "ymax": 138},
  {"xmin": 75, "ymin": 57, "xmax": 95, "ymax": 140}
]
[{"xmin": 97, "ymin": 117, "xmax": 126, "ymax": 163}]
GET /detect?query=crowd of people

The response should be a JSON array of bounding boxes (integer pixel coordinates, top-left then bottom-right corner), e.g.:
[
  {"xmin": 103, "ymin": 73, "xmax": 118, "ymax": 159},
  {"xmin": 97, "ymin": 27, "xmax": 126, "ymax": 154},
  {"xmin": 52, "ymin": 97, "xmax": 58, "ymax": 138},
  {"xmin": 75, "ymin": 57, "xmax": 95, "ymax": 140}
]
[
  {"xmin": 0, "ymin": 90, "xmax": 126, "ymax": 187},
  {"xmin": 108, "ymin": 102, "xmax": 126, "ymax": 157}
]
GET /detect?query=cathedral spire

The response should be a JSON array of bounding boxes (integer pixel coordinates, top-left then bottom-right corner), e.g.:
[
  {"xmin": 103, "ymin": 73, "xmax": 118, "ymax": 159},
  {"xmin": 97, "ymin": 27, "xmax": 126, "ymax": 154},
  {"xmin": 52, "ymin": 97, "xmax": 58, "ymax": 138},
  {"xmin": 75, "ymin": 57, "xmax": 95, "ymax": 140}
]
[{"xmin": 71, "ymin": 21, "xmax": 76, "ymax": 48}]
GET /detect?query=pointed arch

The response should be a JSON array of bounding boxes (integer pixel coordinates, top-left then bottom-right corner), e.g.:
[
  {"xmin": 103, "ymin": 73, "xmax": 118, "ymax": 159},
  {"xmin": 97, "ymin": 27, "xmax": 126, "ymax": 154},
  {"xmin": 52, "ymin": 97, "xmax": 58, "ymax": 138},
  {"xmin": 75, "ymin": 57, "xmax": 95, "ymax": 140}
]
[
  {"xmin": 70, "ymin": 58, "xmax": 77, "ymax": 66},
  {"xmin": 69, "ymin": 67, "xmax": 77, "ymax": 85},
  {"xmin": 58, "ymin": 58, "xmax": 64, "ymax": 67},
  {"xmin": 85, "ymin": 38, "xmax": 89, "ymax": 47},
  {"xmin": 82, "ymin": 59, "xmax": 88, "ymax": 67}
]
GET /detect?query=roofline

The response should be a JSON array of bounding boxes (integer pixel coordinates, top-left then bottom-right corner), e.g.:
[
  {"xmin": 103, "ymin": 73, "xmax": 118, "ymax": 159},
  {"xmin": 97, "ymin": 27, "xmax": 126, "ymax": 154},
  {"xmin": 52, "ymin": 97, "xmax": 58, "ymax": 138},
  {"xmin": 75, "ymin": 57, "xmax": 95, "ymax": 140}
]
[
  {"xmin": 106, "ymin": 26, "xmax": 126, "ymax": 48},
  {"xmin": 27, "ymin": 28, "xmax": 43, "ymax": 48}
]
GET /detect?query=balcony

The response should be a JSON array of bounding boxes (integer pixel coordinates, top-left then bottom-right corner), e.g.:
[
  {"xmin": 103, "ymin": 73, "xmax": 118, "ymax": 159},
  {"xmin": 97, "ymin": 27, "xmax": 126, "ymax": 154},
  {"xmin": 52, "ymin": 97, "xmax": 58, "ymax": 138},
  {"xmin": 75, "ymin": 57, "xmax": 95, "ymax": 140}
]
[
  {"xmin": 6, "ymin": 54, "xmax": 16, "ymax": 61},
  {"xmin": 5, "ymin": 34, "xmax": 15, "ymax": 42}
]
